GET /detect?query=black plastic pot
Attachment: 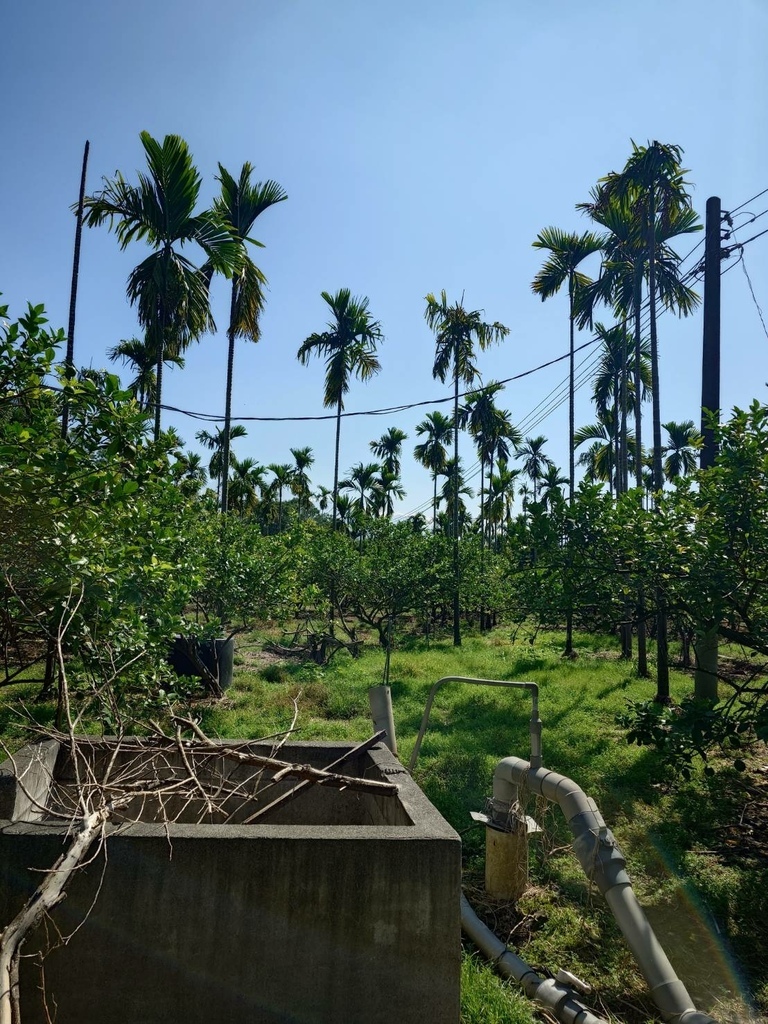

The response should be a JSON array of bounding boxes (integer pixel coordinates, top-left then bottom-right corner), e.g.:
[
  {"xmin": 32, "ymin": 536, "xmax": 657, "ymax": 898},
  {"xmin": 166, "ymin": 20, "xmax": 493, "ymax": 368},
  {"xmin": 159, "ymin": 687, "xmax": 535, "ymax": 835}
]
[{"xmin": 168, "ymin": 636, "xmax": 235, "ymax": 691}]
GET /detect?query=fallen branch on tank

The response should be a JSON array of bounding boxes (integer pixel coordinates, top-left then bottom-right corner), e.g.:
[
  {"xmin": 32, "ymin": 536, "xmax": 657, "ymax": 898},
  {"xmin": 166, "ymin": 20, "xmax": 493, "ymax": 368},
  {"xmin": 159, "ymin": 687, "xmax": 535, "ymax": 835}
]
[{"xmin": 0, "ymin": 692, "xmax": 397, "ymax": 1022}]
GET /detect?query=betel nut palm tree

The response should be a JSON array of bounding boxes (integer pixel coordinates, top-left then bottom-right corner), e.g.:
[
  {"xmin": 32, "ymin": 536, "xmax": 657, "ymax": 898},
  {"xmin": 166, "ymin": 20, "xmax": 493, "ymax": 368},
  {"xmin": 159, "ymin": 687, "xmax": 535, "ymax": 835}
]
[
  {"xmin": 369, "ymin": 426, "xmax": 408, "ymax": 477},
  {"xmin": 532, "ymin": 228, "xmax": 603, "ymax": 501},
  {"xmin": 267, "ymin": 463, "xmax": 295, "ymax": 533},
  {"xmin": 211, "ymin": 163, "xmax": 287, "ymax": 514},
  {"xmin": 578, "ymin": 184, "xmax": 699, "ymax": 494},
  {"xmin": 108, "ymin": 336, "xmax": 184, "ymax": 412},
  {"xmin": 82, "ymin": 132, "xmax": 240, "ymax": 440},
  {"xmin": 515, "ymin": 435, "xmax": 552, "ymax": 504},
  {"xmin": 196, "ymin": 424, "xmax": 247, "ymax": 507},
  {"xmin": 414, "ymin": 411, "xmax": 454, "ymax": 534},
  {"xmin": 290, "ymin": 446, "xmax": 315, "ymax": 518},
  {"xmin": 588, "ymin": 141, "xmax": 701, "ymax": 494},
  {"xmin": 589, "ymin": 141, "xmax": 701, "ymax": 701},
  {"xmin": 297, "ymin": 289, "xmax": 383, "ymax": 531},
  {"xmin": 425, "ymin": 291, "xmax": 509, "ymax": 645},
  {"xmin": 661, "ymin": 420, "xmax": 702, "ymax": 480}
]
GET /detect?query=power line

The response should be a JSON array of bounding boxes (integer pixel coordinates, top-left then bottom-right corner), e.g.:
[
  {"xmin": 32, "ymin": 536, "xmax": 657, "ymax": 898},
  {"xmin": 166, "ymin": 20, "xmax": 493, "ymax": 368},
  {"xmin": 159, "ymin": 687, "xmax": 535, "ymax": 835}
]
[
  {"xmin": 740, "ymin": 256, "xmax": 768, "ymax": 342},
  {"xmin": 729, "ymin": 187, "xmax": 768, "ymax": 216},
  {"xmin": 159, "ymin": 336, "xmax": 605, "ymax": 425}
]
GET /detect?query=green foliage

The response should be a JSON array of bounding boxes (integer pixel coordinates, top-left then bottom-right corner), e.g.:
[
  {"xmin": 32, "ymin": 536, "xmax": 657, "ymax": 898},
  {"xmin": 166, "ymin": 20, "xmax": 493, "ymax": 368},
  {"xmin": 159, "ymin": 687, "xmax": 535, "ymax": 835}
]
[
  {"xmin": 461, "ymin": 953, "xmax": 534, "ymax": 1024},
  {"xmin": 349, "ymin": 519, "xmax": 453, "ymax": 644},
  {"xmin": 617, "ymin": 697, "xmax": 753, "ymax": 779},
  {"xmin": 0, "ymin": 301, "xmax": 297, "ymax": 712}
]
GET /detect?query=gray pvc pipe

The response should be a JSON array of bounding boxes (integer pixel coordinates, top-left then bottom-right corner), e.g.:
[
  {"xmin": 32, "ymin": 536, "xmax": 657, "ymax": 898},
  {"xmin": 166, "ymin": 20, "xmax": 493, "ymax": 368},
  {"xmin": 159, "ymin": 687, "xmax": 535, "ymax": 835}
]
[
  {"xmin": 493, "ymin": 757, "xmax": 717, "ymax": 1024},
  {"xmin": 368, "ymin": 685, "xmax": 397, "ymax": 755},
  {"xmin": 461, "ymin": 894, "xmax": 609, "ymax": 1024}
]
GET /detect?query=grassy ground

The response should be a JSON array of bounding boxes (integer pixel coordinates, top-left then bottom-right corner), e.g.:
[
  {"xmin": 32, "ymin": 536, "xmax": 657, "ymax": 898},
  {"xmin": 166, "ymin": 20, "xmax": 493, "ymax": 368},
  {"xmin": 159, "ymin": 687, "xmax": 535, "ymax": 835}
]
[{"xmin": 2, "ymin": 626, "xmax": 765, "ymax": 1023}]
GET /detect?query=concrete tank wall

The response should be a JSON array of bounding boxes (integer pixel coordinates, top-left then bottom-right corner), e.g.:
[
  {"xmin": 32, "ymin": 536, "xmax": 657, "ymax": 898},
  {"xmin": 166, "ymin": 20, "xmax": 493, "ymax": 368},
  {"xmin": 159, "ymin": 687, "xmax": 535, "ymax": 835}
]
[{"xmin": 0, "ymin": 740, "xmax": 461, "ymax": 1024}]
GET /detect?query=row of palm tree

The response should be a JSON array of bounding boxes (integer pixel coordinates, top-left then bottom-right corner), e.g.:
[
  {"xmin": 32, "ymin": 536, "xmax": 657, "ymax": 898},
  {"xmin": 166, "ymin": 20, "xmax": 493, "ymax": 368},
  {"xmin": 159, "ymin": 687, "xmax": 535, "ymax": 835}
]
[
  {"xmin": 532, "ymin": 141, "xmax": 701, "ymax": 503},
  {"xmin": 82, "ymin": 132, "xmax": 287, "ymax": 515},
  {"xmin": 86, "ymin": 136, "xmax": 703, "ymax": 548}
]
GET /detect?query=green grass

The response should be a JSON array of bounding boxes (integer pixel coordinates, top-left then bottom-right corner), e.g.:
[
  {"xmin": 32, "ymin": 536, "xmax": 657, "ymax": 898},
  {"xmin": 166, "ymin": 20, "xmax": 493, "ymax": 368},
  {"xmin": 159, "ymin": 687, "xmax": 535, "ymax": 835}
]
[
  {"xmin": 1, "ymin": 626, "xmax": 763, "ymax": 1022},
  {"xmin": 191, "ymin": 628, "xmax": 760, "ymax": 1022}
]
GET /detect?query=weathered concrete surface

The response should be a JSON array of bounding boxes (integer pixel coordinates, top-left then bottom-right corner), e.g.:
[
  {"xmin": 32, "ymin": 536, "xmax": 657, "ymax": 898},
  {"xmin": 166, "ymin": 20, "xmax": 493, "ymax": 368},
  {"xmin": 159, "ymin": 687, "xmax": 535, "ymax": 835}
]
[{"xmin": 0, "ymin": 740, "xmax": 461, "ymax": 1024}]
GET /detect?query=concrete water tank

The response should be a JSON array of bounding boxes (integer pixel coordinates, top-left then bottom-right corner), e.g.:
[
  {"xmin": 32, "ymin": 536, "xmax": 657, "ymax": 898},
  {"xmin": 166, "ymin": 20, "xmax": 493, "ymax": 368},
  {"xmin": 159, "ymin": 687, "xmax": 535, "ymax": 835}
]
[{"xmin": 0, "ymin": 738, "xmax": 461, "ymax": 1024}]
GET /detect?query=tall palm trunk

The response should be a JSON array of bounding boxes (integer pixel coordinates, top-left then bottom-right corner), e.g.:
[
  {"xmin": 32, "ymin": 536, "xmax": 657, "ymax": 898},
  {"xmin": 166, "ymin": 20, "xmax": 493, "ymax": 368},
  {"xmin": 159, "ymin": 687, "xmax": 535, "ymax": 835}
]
[
  {"xmin": 647, "ymin": 200, "xmax": 669, "ymax": 700},
  {"xmin": 220, "ymin": 281, "xmax": 238, "ymax": 514},
  {"xmin": 153, "ymin": 246, "xmax": 172, "ymax": 442},
  {"xmin": 568, "ymin": 271, "xmax": 575, "ymax": 501},
  {"xmin": 479, "ymin": 454, "xmax": 487, "ymax": 631},
  {"xmin": 432, "ymin": 471, "xmax": 438, "ymax": 534},
  {"xmin": 452, "ymin": 363, "xmax": 461, "ymax": 646},
  {"xmin": 618, "ymin": 370, "xmax": 622, "ymax": 493},
  {"xmin": 619, "ymin": 330, "xmax": 628, "ymax": 493},
  {"xmin": 633, "ymin": 267, "xmax": 649, "ymax": 677},
  {"xmin": 331, "ymin": 398, "xmax": 342, "ymax": 531}
]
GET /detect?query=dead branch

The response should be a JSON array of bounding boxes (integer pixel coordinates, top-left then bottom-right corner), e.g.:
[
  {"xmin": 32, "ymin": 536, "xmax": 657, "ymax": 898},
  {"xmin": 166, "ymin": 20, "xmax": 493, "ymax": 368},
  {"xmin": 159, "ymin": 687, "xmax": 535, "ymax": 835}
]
[
  {"xmin": 241, "ymin": 730, "xmax": 386, "ymax": 824},
  {"xmin": 171, "ymin": 717, "xmax": 398, "ymax": 798}
]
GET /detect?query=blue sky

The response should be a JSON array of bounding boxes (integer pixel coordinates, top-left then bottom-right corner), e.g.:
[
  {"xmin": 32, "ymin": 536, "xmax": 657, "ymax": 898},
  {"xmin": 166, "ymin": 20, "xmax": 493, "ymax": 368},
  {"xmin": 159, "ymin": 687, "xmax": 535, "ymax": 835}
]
[{"xmin": 2, "ymin": 0, "xmax": 767, "ymax": 517}]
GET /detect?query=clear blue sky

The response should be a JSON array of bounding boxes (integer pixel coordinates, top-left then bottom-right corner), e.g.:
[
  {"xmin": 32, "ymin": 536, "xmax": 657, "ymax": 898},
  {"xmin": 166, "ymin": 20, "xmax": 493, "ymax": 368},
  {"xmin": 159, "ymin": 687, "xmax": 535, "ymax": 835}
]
[{"xmin": 2, "ymin": 0, "xmax": 767, "ymax": 517}]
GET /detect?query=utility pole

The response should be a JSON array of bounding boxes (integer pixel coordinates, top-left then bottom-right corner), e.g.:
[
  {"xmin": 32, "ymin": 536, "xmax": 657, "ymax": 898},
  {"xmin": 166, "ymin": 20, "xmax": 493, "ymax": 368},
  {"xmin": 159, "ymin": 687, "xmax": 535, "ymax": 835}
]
[
  {"xmin": 700, "ymin": 196, "xmax": 721, "ymax": 469},
  {"xmin": 61, "ymin": 140, "xmax": 90, "ymax": 440},
  {"xmin": 695, "ymin": 196, "xmax": 722, "ymax": 700}
]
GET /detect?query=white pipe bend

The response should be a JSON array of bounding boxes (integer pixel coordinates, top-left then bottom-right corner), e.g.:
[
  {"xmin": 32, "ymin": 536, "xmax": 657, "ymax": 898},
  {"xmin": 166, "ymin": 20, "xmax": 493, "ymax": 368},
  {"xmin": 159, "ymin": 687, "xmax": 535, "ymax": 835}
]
[{"xmin": 493, "ymin": 757, "xmax": 717, "ymax": 1024}]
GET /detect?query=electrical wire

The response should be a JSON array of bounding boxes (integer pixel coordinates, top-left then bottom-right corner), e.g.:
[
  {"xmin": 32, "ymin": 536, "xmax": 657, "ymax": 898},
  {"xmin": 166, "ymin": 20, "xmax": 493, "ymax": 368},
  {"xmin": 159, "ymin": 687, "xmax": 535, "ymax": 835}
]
[
  {"xmin": 729, "ymin": 187, "xmax": 768, "ymax": 216},
  {"xmin": 725, "ymin": 209, "xmax": 768, "ymax": 343}
]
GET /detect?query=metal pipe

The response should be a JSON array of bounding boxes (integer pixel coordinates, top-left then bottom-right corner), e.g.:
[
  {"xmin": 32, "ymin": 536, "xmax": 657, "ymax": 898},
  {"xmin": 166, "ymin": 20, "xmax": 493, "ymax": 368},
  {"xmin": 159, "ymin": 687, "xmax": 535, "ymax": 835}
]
[
  {"xmin": 461, "ymin": 894, "xmax": 609, "ymax": 1024},
  {"xmin": 407, "ymin": 677, "xmax": 541, "ymax": 773},
  {"xmin": 493, "ymin": 757, "xmax": 717, "ymax": 1024}
]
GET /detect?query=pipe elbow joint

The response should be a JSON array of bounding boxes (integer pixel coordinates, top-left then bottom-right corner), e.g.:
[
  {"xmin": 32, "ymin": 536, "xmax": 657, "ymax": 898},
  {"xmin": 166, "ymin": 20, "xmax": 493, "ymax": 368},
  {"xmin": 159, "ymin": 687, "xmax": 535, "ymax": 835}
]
[
  {"xmin": 534, "ymin": 978, "xmax": 608, "ymax": 1024},
  {"xmin": 674, "ymin": 1012, "xmax": 718, "ymax": 1024}
]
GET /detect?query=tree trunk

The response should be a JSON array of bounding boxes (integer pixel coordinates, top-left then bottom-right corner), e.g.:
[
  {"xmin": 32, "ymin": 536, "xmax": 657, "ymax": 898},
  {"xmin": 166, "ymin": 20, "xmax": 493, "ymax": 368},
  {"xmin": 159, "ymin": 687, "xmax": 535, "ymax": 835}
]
[
  {"xmin": 331, "ymin": 397, "xmax": 343, "ymax": 531},
  {"xmin": 479, "ymin": 456, "xmax": 486, "ymax": 631},
  {"xmin": 220, "ymin": 279, "xmax": 238, "ymax": 514},
  {"xmin": 634, "ymin": 264, "xmax": 648, "ymax": 677},
  {"xmin": 619, "ymin": 329, "xmax": 628, "ymax": 494},
  {"xmin": 647, "ymin": 197, "xmax": 669, "ymax": 699},
  {"xmin": 568, "ymin": 274, "xmax": 575, "ymax": 501},
  {"xmin": 153, "ymin": 248, "xmax": 171, "ymax": 442},
  {"xmin": 452, "ymin": 366, "xmax": 461, "ymax": 647}
]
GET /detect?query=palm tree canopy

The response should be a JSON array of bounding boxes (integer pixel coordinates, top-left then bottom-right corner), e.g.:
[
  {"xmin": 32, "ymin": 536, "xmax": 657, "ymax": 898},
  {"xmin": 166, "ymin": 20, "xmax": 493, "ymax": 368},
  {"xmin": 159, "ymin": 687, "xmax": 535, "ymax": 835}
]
[
  {"xmin": 540, "ymin": 464, "xmax": 568, "ymax": 506},
  {"xmin": 531, "ymin": 227, "xmax": 604, "ymax": 300},
  {"xmin": 108, "ymin": 336, "xmax": 184, "ymax": 406},
  {"xmin": 297, "ymin": 289, "xmax": 383, "ymax": 410},
  {"xmin": 460, "ymin": 383, "xmax": 522, "ymax": 466},
  {"xmin": 413, "ymin": 411, "xmax": 454, "ymax": 475},
  {"xmin": 599, "ymin": 141, "xmax": 696, "ymax": 232},
  {"xmin": 213, "ymin": 162, "xmax": 287, "ymax": 344},
  {"xmin": 590, "ymin": 322, "xmax": 652, "ymax": 415},
  {"xmin": 340, "ymin": 461, "xmax": 382, "ymax": 513},
  {"xmin": 82, "ymin": 132, "xmax": 240, "ymax": 349},
  {"xmin": 425, "ymin": 290, "xmax": 509, "ymax": 386},
  {"xmin": 370, "ymin": 426, "xmax": 408, "ymax": 476},
  {"xmin": 374, "ymin": 467, "xmax": 406, "ymax": 517},
  {"xmin": 290, "ymin": 445, "xmax": 314, "ymax": 471},
  {"xmin": 662, "ymin": 420, "xmax": 702, "ymax": 479},
  {"xmin": 515, "ymin": 435, "xmax": 553, "ymax": 500},
  {"xmin": 576, "ymin": 191, "xmax": 701, "ymax": 327}
]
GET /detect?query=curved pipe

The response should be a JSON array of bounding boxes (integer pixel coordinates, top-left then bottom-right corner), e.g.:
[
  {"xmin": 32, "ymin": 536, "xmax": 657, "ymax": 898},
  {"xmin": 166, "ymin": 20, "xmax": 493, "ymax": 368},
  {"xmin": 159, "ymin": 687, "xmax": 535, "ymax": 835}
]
[
  {"xmin": 407, "ymin": 677, "xmax": 541, "ymax": 773},
  {"xmin": 461, "ymin": 894, "xmax": 608, "ymax": 1024},
  {"xmin": 493, "ymin": 757, "xmax": 717, "ymax": 1024}
]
